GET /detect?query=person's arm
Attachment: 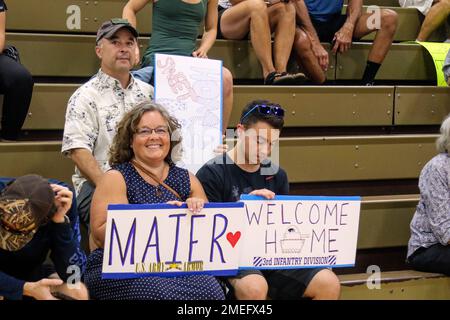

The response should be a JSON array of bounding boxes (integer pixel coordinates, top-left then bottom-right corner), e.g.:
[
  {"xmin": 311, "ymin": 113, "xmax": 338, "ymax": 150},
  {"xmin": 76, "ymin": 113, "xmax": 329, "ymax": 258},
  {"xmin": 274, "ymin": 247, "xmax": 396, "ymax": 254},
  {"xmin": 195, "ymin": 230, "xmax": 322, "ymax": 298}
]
[
  {"xmin": 196, "ymin": 164, "xmax": 225, "ymax": 202},
  {"xmin": 193, "ymin": 0, "xmax": 219, "ymax": 58},
  {"xmin": 0, "ymin": 271, "xmax": 25, "ymax": 300},
  {"xmin": 167, "ymin": 173, "xmax": 208, "ymax": 213},
  {"xmin": 0, "ymin": 271, "xmax": 62, "ymax": 300},
  {"xmin": 90, "ymin": 170, "xmax": 129, "ymax": 248},
  {"xmin": 422, "ymin": 163, "xmax": 450, "ymax": 245},
  {"xmin": 48, "ymin": 184, "xmax": 87, "ymax": 281},
  {"xmin": 62, "ymin": 90, "xmax": 103, "ymax": 186},
  {"xmin": 0, "ymin": 11, "xmax": 5, "ymax": 52},
  {"xmin": 332, "ymin": 0, "xmax": 362, "ymax": 54},
  {"xmin": 293, "ymin": 0, "xmax": 329, "ymax": 71},
  {"xmin": 122, "ymin": 0, "xmax": 151, "ymax": 28},
  {"xmin": 68, "ymin": 149, "xmax": 104, "ymax": 187}
]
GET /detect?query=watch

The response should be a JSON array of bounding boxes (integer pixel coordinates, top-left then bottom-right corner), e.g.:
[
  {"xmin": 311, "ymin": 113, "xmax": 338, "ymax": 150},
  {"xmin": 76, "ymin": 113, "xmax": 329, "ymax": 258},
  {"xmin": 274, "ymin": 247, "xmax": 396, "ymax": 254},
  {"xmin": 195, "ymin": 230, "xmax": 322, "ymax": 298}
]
[{"xmin": 54, "ymin": 215, "xmax": 70, "ymax": 225}]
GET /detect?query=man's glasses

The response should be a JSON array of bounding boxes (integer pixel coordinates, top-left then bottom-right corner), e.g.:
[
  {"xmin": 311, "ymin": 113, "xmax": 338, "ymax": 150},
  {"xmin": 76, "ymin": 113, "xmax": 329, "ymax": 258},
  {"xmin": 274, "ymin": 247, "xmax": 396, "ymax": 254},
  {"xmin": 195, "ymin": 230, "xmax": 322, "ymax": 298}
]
[
  {"xmin": 135, "ymin": 126, "xmax": 170, "ymax": 137},
  {"xmin": 240, "ymin": 104, "xmax": 285, "ymax": 122}
]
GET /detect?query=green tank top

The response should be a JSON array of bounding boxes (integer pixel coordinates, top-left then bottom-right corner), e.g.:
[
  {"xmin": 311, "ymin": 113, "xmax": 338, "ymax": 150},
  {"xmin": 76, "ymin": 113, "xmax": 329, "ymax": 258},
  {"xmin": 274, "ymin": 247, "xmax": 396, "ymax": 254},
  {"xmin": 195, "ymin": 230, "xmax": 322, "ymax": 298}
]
[{"xmin": 142, "ymin": 0, "xmax": 207, "ymax": 67}]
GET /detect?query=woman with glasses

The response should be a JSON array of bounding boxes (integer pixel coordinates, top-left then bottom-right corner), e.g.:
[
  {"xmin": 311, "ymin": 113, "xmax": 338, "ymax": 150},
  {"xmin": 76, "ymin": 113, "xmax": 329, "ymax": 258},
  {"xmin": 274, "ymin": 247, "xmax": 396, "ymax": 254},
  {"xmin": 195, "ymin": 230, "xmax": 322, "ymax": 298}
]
[
  {"xmin": 123, "ymin": 0, "xmax": 234, "ymax": 131},
  {"xmin": 85, "ymin": 102, "xmax": 225, "ymax": 299},
  {"xmin": 0, "ymin": 0, "xmax": 34, "ymax": 141}
]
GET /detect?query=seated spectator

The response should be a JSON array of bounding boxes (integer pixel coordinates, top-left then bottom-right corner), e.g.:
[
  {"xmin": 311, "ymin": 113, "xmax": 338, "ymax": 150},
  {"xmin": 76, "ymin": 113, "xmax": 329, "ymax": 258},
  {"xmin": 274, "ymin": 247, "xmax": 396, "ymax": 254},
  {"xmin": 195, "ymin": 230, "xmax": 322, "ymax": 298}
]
[
  {"xmin": 85, "ymin": 102, "xmax": 225, "ymax": 300},
  {"xmin": 443, "ymin": 48, "xmax": 450, "ymax": 85},
  {"xmin": 123, "ymin": 0, "xmax": 234, "ymax": 130},
  {"xmin": 293, "ymin": 0, "xmax": 398, "ymax": 85},
  {"xmin": 216, "ymin": 0, "xmax": 306, "ymax": 85},
  {"xmin": 61, "ymin": 19, "xmax": 154, "ymax": 229},
  {"xmin": 0, "ymin": 174, "xmax": 88, "ymax": 300},
  {"xmin": 407, "ymin": 115, "xmax": 450, "ymax": 276},
  {"xmin": 400, "ymin": 0, "xmax": 449, "ymax": 41},
  {"xmin": 0, "ymin": 0, "xmax": 34, "ymax": 141},
  {"xmin": 196, "ymin": 100, "xmax": 341, "ymax": 299}
]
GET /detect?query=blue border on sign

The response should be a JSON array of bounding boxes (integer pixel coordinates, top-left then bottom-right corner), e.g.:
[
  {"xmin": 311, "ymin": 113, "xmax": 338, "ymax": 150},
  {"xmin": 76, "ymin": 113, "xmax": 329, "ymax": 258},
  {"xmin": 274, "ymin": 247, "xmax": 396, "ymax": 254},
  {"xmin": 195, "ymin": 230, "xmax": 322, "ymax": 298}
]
[
  {"xmin": 102, "ymin": 269, "xmax": 238, "ymax": 280},
  {"xmin": 239, "ymin": 264, "xmax": 354, "ymax": 271},
  {"xmin": 108, "ymin": 202, "xmax": 244, "ymax": 211},
  {"xmin": 240, "ymin": 195, "xmax": 361, "ymax": 201}
]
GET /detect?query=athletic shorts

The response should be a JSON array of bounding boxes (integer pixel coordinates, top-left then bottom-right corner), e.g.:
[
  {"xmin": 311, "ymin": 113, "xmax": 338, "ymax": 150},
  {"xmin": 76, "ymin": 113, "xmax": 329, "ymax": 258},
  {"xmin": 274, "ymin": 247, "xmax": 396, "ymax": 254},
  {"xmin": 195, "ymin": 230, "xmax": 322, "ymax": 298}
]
[{"xmin": 225, "ymin": 268, "xmax": 325, "ymax": 300}]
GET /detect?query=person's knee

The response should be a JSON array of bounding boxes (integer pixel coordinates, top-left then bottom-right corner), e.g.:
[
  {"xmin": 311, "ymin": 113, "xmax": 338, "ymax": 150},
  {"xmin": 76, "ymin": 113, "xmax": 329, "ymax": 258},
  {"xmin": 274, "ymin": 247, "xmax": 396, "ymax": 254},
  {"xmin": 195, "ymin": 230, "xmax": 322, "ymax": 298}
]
[
  {"xmin": 5, "ymin": 65, "xmax": 34, "ymax": 90},
  {"xmin": 304, "ymin": 269, "xmax": 341, "ymax": 300},
  {"xmin": 380, "ymin": 9, "xmax": 398, "ymax": 34},
  {"xmin": 271, "ymin": 2, "xmax": 296, "ymax": 21},
  {"xmin": 247, "ymin": 0, "xmax": 267, "ymax": 14},
  {"xmin": 233, "ymin": 276, "xmax": 268, "ymax": 300},
  {"xmin": 294, "ymin": 29, "xmax": 312, "ymax": 54}
]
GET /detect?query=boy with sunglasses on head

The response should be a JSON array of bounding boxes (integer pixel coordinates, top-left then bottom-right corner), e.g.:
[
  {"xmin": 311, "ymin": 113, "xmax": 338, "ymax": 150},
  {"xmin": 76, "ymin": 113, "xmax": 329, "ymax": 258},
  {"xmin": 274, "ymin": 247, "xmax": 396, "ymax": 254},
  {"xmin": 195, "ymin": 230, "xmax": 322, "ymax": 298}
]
[{"xmin": 196, "ymin": 100, "xmax": 341, "ymax": 300}]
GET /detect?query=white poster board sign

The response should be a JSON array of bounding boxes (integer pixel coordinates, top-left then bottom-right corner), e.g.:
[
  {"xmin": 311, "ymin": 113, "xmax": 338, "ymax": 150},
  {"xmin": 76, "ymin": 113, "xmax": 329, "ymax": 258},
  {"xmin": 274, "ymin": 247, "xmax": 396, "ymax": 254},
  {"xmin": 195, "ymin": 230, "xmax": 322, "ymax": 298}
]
[
  {"xmin": 154, "ymin": 54, "xmax": 223, "ymax": 173},
  {"xmin": 102, "ymin": 196, "xmax": 361, "ymax": 279},
  {"xmin": 102, "ymin": 203, "xmax": 244, "ymax": 279},
  {"xmin": 239, "ymin": 195, "xmax": 361, "ymax": 270}
]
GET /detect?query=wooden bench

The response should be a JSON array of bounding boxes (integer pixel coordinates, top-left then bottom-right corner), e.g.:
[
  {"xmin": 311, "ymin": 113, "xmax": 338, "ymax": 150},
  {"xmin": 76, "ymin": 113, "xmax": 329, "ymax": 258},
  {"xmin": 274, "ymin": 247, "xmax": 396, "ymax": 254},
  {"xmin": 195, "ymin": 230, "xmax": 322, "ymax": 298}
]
[
  {"xmin": 5, "ymin": 31, "xmax": 437, "ymax": 82},
  {"xmin": 339, "ymin": 270, "xmax": 450, "ymax": 299},
  {"xmin": 19, "ymin": 84, "xmax": 450, "ymax": 130}
]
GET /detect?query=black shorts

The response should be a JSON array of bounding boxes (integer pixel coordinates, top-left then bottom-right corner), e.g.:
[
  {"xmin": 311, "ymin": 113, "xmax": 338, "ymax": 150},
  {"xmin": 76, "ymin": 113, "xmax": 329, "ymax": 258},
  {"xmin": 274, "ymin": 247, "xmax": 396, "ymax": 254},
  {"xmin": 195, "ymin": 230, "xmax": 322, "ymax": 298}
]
[
  {"xmin": 217, "ymin": 6, "xmax": 227, "ymax": 39},
  {"xmin": 217, "ymin": 6, "xmax": 250, "ymax": 40},
  {"xmin": 225, "ymin": 268, "xmax": 325, "ymax": 300},
  {"xmin": 311, "ymin": 13, "xmax": 348, "ymax": 43}
]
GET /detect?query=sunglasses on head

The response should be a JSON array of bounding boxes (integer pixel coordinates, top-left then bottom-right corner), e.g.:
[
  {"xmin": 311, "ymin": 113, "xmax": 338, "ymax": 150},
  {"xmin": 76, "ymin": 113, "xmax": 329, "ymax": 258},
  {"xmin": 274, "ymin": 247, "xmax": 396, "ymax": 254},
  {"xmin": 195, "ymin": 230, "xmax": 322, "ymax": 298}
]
[
  {"xmin": 240, "ymin": 104, "xmax": 285, "ymax": 122},
  {"xmin": 110, "ymin": 18, "xmax": 131, "ymax": 25}
]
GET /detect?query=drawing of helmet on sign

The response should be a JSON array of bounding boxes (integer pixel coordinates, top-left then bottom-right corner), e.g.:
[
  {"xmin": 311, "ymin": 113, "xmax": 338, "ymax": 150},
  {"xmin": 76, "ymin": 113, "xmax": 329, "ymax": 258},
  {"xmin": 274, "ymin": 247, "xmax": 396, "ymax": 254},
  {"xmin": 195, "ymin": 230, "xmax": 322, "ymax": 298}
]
[{"xmin": 280, "ymin": 226, "xmax": 310, "ymax": 254}]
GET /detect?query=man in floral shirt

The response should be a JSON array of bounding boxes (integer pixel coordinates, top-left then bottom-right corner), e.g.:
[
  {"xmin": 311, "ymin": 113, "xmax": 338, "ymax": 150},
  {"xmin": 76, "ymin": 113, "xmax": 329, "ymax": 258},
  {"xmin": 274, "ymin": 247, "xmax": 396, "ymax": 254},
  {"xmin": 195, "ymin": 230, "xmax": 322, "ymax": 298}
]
[{"xmin": 62, "ymin": 19, "xmax": 154, "ymax": 228}]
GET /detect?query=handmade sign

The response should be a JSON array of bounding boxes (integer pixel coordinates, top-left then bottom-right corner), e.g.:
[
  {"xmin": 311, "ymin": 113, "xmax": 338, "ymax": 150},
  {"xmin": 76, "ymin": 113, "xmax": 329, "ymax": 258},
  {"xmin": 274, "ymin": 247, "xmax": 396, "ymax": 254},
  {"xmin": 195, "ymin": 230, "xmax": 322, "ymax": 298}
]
[
  {"xmin": 102, "ymin": 203, "xmax": 244, "ymax": 279},
  {"xmin": 154, "ymin": 53, "xmax": 223, "ymax": 173},
  {"xmin": 239, "ymin": 195, "xmax": 361, "ymax": 270},
  {"xmin": 102, "ymin": 196, "xmax": 361, "ymax": 279}
]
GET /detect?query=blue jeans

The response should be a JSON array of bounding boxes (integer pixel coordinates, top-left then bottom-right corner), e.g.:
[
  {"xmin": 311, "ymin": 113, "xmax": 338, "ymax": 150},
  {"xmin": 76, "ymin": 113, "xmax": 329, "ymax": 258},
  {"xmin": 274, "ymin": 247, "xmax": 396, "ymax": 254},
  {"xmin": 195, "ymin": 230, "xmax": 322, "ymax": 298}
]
[{"xmin": 131, "ymin": 66, "xmax": 154, "ymax": 85}]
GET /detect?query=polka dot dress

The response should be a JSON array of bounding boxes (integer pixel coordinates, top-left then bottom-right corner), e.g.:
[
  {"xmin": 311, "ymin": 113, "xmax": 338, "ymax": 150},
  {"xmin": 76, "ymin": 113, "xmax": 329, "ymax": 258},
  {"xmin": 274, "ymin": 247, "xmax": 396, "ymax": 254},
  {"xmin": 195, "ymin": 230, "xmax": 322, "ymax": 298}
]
[{"xmin": 84, "ymin": 162, "xmax": 225, "ymax": 300}]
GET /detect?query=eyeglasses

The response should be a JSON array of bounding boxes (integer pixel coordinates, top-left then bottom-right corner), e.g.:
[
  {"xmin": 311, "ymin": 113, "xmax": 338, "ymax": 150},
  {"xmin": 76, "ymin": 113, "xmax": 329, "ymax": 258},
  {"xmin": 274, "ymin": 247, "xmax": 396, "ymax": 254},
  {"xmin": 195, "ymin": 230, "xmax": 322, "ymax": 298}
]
[
  {"xmin": 135, "ymin": 126, "xmax": 170, "ymax": 137},
  {"xmin": 240, "ymin": 104, "xmax": 285, "ymax": 122}
]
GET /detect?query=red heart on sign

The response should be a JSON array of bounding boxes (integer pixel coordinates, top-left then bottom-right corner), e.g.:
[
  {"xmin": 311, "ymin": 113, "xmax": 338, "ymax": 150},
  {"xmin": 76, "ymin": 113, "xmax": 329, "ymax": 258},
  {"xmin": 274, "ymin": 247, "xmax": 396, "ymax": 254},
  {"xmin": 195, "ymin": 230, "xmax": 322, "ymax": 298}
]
[{"xmin": 226, "ymin": 231, "xmax": 241, "ymax": 248}]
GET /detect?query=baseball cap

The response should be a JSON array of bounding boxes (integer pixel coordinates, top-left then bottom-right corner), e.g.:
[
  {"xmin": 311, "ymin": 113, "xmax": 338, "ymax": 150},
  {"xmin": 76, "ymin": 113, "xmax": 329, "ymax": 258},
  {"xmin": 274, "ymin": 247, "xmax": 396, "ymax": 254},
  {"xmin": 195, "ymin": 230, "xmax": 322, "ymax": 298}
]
[
  {"xmin": 0, "ymin": 175, "xmax": 56, "ymax": 252},
  {"xmin": 96, "ymin": 18, "xmax": 139, "ymax": 45}
]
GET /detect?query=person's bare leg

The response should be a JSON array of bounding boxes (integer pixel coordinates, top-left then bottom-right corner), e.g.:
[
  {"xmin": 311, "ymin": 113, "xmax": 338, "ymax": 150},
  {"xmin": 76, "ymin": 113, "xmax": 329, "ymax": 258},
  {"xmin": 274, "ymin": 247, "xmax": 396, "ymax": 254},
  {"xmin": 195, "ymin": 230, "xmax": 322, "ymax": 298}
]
[
  {"xmin": 268, "ymin": 2, "xmax": 296, "ymax": 73},
  {"xmin": 353, "ymin": 9, "xmax": 398, "ymax": 63},
  {"xmin": 293, "ymin": 28, "xmax": 326, "ymax": 84},
  {"xmin": 417, "ymin": 0, "xmax": 450, "ymax": 41},
  {"xmin": 222, "ymin": 67, "xmax": 234, "ymax": 131},
  {"xmin": 303, "ymin": 269, "xmax": 341, "ymax": 300},
  {"xmin": 220, "ymin": 0, "xmax": 276, "ymax": 78},
  {"xmin": 229, "ymin": 274, "xmax": 268, "ymax": 300}
]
